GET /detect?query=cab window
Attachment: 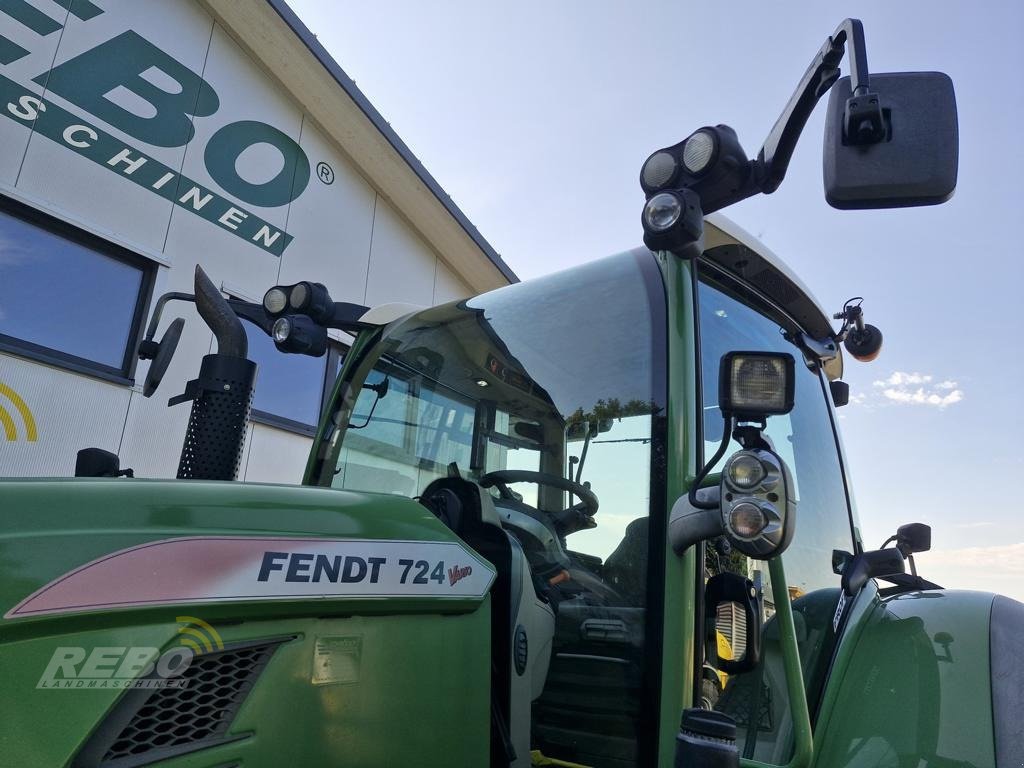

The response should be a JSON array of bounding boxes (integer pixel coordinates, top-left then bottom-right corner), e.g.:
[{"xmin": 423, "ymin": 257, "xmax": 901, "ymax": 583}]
[
  {"xmin": 322, "ymin": 251, "xmax": 667, "ymax": 767},
  {"xmin": 698, "ymin": 268, "xmax": 854, "ymax": 762}
]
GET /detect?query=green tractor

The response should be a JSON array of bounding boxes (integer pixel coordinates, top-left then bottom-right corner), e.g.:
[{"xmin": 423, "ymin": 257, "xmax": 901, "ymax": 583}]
[{"xmin": 1, "ymin": 19, "xmax": 1017, "ymax": 768}]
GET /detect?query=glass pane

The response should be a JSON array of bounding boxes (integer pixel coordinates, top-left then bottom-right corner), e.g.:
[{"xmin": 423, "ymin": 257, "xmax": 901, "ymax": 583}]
[
  {"xmin": 244, "ymin": 322, "xmax": 329, "ymax": 427},
  {"xmin": 698, "ymin": 274, "xmax": 852, "ymax": 761},
  {"xmin": 326, "ymin": 251, "xmax": 666, "ymax": 767},
  {"xmin": 0, "ymin": 209, "xmax": 143, "ymax": 370},
  {"xmin": 338, "ymin": 367, "xmax": 476, "ymax": 496}
]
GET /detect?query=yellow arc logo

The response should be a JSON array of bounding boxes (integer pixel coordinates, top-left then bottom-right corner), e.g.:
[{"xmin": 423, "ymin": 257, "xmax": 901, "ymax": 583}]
[
  {"xmin": 0, "ymin": 382, "xmax": 37, "ymax": 441},
  {"xmin": 175, "ymin": 616, "xmax": 225, "ymax": 655}
]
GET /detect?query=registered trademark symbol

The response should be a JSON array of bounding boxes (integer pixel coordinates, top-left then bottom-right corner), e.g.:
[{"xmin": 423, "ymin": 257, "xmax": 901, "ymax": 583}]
[{"xmin": 317, "ymin": 161, "xmax": 335, "ymax": 185}]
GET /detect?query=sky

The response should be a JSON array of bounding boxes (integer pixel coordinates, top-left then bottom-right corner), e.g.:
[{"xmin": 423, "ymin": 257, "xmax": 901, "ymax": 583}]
[{"xmin": 288, "ymin": 1, "xmax": 1024, "ymax": 601}]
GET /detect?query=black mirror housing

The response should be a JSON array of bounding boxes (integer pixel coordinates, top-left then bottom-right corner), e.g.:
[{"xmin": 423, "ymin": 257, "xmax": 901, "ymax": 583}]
[
  {"xmin": 705, "ymin": 572, "xmax": 762, "ymax": 674},
  {"xmin": 841, "ymin": 548, "xmax": 906, "ymax": 595},
  {"xmin": 142, "ymin": 317, "xmax": 185, "ymax": 398},
  {"xmin": 75, "ymin": 448, "xmax": 122, "ymax": 478},
  {"xmin": 896, "ymin": 522, "xmax": 932, "ymax": 556},
  {"xmin": 824, "ymin": 72, "xmax": 958, "ymax": 209}
]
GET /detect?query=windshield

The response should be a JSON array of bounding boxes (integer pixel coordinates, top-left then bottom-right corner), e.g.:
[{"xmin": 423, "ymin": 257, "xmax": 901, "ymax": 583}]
[{"xmin": 319, "ymin": 251, "xmax": 665, "ymax": 541}]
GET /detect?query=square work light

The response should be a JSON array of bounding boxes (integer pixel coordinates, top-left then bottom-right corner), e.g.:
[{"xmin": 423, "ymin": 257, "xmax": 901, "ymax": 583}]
[{"xmin": 719, "ymin": 352, "xmax": 795, "ymax": 419}]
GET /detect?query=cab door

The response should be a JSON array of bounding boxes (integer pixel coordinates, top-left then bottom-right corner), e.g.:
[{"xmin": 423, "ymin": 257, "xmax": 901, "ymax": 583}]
[{"xmin": 695, "ymin": 264, "xmax": 858, "ymax": 763}]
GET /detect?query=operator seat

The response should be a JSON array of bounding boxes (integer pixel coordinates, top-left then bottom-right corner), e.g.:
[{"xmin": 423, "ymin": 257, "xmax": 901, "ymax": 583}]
[
  {"xmin": 602, "ymin": 516, "xmax": 649, "ymax": 608},
  {"xmin": 420, "ymin": 477, "xmax": 554, "ymax": 768}
]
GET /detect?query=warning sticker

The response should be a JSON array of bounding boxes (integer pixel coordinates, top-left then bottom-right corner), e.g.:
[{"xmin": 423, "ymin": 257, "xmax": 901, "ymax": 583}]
[{"xmin": 313, "ymin": 636, "xmax": 362, "ymax": 685}]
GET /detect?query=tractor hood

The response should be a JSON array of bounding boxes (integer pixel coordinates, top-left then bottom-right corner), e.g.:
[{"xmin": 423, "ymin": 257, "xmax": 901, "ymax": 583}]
[
  {"xmin": 814, "ymin": 585, "xmax": 1023, "ymax": 767},
  {"xmin": 0, "ymin": 479, "xmax": 496, "ymax": 624}
]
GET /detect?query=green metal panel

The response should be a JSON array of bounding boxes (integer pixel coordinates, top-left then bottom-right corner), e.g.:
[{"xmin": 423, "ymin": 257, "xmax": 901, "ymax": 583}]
[
  {"xmin": 656, "ymin": 252, "xmax": 699, "ymax": 766},
  {"xmin": 0, "ymin": 479, "xmax": 490, "ymax": 621},
  {"xmin": 0, "ymin": 479, "xmax": 492, "ymax": 766},
  {"xmin": 813, "ymin": 587, "xmax": 996, "ymax": 767},
  {"xmin": 0, "ymin": 612, "xmax": 491, "ymax": 767}
]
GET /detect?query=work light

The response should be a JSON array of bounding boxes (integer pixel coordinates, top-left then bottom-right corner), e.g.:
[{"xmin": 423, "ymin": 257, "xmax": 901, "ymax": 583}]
[
  {"xmin": 718, "ymin": 447, "xmax": 795, "ymax": 558},
  {"xmin": 271, "ymin": 315, "xmax": 328, "ymax": 357},
  {"xmin": 288, "ymin": 281, "xmax": 332, "ymax": 324},
  {"xmin": 726, "ymin": 501, "xmax": 767, "ymax": 540},
  {"xmin": 289, "ymin": 282, "xmax": 309, "ymax": 309},
  {"xmin": 262, "ymin": 282, "xmax": 334, "ymax": 325},
  {"xmin": 719, "ymin": 352, "xmax": 795, "ymax": 419},
  {"xmin": 263, "ymin": 287, "xmax": 288, "ymax": 315},
  {"xmin": 639, "ymin": 128, "xmax": 720, "ymax": 195},
  {"xmin": 640, "ymin": 150, "xmax": 678, "ymax": 191},
  {"xmin": 643, "ymin": 192, "xmax": 683, "ymax": 232},
  {"xmin": 272, "ymin": 317, "xmax": 292, "ymax": 343},
  {"xmin": 724, "ymin": 452, "xmax": 767, "ymax": 491},
  {"xmin": 681, "ymin": 129, "xmax": 716, "ymax": 174}
]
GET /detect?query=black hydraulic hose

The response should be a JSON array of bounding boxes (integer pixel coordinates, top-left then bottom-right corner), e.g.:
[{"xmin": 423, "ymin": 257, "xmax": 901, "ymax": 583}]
[
  {"xmin": 688, "ymin": 414, "xmax": 733, "ymax": 509},
  {"xmin": 193, "ymin": 265, "xmax": 247, "ymax": 359}
]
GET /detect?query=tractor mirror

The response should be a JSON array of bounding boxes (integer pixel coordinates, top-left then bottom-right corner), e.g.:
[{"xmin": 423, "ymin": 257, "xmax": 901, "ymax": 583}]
[
  {"xmin": 141, "ymin": 317, "xmax": 185, "ymax": 398},
  {"xmin": 75, "ymin": 447, "xmax": 120, "ymax": 477},
  {"xmin": 705, "ymin": 572, "xmax": 761, "ymax": 674},
  {"xmin": 896, "ymin": 522, "xmax": 931, "ymax": 556},
  {"xmin": 566, "ymin": 418, "xmax": 614, "ymax": 441},
  {"xmin": 841, "ymin": 547, "xmax": 905, "ymax": 596},
  {"xmin": 832, "ymin": 548, "xmax": 854, "ymax": 575},
  {"xmin": 824, "ymin": 72, "xmax": 958, "ymax": 209}
]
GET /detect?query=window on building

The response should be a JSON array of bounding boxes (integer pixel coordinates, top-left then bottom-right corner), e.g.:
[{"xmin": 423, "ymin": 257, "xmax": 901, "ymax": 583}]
[
  {"xmin": 242, "ymin": 320, "xmax": 343, "ymax": 434},
  {"xmin": 0, "ymin": 198, "xmax": 153, "ymax": 380}
]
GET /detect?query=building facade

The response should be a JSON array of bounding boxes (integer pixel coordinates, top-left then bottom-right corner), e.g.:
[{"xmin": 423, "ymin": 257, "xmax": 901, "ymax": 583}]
[{"xmin": 0, "ymin": 0, "xmax": 514, "ymax": 482}]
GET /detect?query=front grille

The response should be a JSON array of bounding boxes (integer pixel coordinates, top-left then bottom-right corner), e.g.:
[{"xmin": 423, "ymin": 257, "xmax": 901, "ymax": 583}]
[{"xmin": 73, "ymin": 638, "xmax": 286, "ymax": 768}]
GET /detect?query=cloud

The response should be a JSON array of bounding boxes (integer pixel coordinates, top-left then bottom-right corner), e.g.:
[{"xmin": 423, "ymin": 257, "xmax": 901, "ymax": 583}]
[
  {"xmin": 924, "ymin": 542, "xmax": 1024, "ymax": 573},
  {"xmin": 0, "ymin": 231, "xmax": 34, "ymax": 267},
  {"xmin": 952, "ymin": 521, "xmax": 994, "ymax": 529},
  {"xmin": 860, "ymin": 370, "xmax": 965, "ymax": 409},
  {"xmin": 880, "ymin": 386, "xmax": 963, "ymax": 408},
  {"xmin": 920, "ymin": 542, "xmax": 1024, "ymax": 601},
  {"xmin": 873, "ymin": 372, "xmax": 933, "ymax": 387}
]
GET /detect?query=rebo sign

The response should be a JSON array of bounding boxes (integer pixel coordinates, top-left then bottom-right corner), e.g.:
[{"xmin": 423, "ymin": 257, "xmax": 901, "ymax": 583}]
[{"xmin": 0, "ymin": 1, "xmax": 311, "ymax": 256}]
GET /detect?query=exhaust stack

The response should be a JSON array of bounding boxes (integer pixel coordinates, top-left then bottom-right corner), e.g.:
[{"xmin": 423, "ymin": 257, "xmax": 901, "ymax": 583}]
[{"xmin": 170, "ymin": 266, "xmax": 257, "ymax": 481}]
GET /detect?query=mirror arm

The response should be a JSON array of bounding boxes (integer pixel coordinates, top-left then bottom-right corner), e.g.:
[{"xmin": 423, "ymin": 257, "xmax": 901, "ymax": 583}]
[
  {"xmin": 754, "ymin": 31, "xmax": 845, "ymax": 193},
  {"xmin": 141, "ymin": 292, "xmax": 194, "ymax": 348},
  {"xmin": 326, "ymin": 301, "xmax": 376, "ymax": 332},
  {"xmin": 754, "ymin": 18, "xmax": 875, "ymax": 195},
  {"xmin": 833, "ymin": 18, "xmax": 872, "ymax": 95},
  {"xmin": 225, "ymin": 298, "xmax": 274, "ymax": 336},
  {"xmin": 226, "ymin": 298, "xmax": 375, "ymax": 341}
]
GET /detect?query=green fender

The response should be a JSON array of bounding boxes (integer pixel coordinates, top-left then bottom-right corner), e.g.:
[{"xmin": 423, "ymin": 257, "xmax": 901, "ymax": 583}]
[{"xmin": 814, "ymin": 585, "xmax": 1002, "ymax": 767}]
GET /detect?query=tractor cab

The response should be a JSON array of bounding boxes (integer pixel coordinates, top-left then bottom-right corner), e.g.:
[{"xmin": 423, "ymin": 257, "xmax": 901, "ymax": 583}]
[
  {"xmin": 294, "ymin": 205, "xmax": 875, "ymax": 766},
  {"xmin": 310, "ymin": 249, "xmax": 667, "ymax": 765}
]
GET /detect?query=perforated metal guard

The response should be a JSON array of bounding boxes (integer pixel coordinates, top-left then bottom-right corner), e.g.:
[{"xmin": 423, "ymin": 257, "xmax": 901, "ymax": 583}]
[
  {"xmin": 176, "ymin": 355, "xmax": 256, "ymax": 481},
  {"xmin": 73, "ymin": 639, "xmax": 285, "ymax": 768}
]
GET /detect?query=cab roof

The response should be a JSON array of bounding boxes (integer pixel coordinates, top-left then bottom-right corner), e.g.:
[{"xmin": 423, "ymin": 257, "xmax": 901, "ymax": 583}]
[{"xmin": 703, "ymin": 213, "xmax": 835, "ymax": 344}]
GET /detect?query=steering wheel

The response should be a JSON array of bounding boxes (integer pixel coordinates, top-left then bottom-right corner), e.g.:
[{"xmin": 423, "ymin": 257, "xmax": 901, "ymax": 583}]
[{"xmin": 479, "ymin": 469, "xmax": 599, "ymax": 517}]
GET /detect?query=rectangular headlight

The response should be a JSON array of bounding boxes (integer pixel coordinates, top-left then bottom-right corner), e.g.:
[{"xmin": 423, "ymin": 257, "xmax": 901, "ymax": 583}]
[{"xmin": 719, "ymin": 352, "xmax": 795, "ymax": 418}]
